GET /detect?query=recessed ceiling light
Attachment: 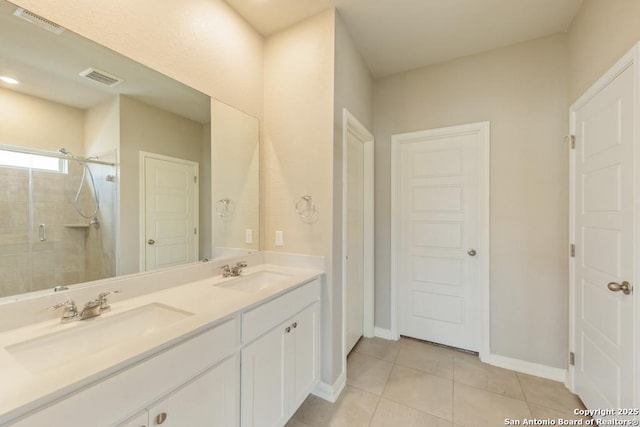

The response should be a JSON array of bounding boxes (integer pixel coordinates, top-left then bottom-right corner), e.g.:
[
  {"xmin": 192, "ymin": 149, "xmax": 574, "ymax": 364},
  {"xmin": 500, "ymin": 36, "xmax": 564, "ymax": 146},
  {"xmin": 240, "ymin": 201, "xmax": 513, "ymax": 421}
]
[{"xmin": 0, "ymin": 76, "xmax": 20, "ymax": 85}]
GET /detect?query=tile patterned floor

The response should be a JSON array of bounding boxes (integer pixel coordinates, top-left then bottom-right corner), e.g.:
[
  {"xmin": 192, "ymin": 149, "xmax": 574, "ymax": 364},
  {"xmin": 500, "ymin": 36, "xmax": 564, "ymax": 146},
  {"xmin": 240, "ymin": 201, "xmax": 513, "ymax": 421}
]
[{"xmin": 287, "ymin": 337, "xmax": 589, "ymax": 427}]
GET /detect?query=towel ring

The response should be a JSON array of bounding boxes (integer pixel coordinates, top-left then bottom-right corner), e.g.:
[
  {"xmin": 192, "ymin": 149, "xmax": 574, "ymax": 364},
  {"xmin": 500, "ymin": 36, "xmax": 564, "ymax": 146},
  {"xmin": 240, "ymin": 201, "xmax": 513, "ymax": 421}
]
[
  {"xmin": 215, "ymin": 198, "xmax": 233, "ymax": 217},
  {"xmin": 296, "ymin": 195, "xmax": 316, "ymax": 219}
]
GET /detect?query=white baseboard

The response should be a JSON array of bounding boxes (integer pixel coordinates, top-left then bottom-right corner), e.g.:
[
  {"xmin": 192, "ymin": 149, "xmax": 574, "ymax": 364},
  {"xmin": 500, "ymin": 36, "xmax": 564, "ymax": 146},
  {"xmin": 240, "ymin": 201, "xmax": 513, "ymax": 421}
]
[
  {"xmin": 369, "ymin": 332, "xmax": 566, "ymax": 383},
  {"xmin": 488, "ymin": 354, "xmax": 567, "ymax": 382},
  {"xmin": 374, "ymin": 327, "xmax": 398, "ymax": 341},
  {"xmin": 312, "ymin": 371, "xmax": 346, "ymax": 403}
]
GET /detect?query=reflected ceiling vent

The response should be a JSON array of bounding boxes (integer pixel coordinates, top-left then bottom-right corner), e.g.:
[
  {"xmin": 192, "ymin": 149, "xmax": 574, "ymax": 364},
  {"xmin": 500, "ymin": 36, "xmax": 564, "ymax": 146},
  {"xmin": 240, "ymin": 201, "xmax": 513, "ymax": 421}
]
[
  {"xmin": 78, "ymin": 68, "xmax": 124, "ymax": 87},
  {"xmin": 13, "ymin": 8, "xmax": 65, "ymax": 35}
]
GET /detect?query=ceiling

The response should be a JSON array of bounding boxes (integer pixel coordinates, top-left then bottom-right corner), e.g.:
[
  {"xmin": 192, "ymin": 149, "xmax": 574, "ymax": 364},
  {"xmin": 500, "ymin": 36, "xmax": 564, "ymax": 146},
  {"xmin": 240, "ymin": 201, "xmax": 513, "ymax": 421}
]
[
  {"xmin": 0, "ymin": 0, "xmax": 210, "ymax": 123},
  {"xmin": 225, "ymin": 0, "xmax": 584, "ymax": 77}
]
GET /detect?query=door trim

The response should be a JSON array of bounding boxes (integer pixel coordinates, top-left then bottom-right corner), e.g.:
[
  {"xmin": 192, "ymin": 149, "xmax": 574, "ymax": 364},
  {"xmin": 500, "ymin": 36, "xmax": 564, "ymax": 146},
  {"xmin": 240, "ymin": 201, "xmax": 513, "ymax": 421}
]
[
  {"xmin": 341, "ymin": 108, "xmax": 375, "ymax": 361},
  {"xmin": 568, "ymin": 43, "xmax": 639, "ymax": 396},
  {"xmin": 139, "ymin": 151, "xmax": 199, "ymax": 271},
  {"xmin": 390, "ymin": 121, "xmax": 490, "ymax": 361}
]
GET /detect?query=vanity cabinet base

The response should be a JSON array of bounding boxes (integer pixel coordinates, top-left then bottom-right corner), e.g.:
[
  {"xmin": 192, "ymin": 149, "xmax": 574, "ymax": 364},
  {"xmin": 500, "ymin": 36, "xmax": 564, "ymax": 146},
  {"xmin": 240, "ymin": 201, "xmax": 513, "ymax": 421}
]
[{"xmin": 241, "ymin": 280, "xmax": 320, "ymax": 427}]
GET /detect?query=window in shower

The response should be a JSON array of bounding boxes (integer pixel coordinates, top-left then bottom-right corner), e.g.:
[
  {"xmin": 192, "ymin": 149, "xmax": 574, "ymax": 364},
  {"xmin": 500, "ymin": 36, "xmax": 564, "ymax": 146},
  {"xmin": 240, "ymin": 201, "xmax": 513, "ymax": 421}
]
[{"xmin": 0, "ymin": 148, "xmax": 67, "ymax": 173}]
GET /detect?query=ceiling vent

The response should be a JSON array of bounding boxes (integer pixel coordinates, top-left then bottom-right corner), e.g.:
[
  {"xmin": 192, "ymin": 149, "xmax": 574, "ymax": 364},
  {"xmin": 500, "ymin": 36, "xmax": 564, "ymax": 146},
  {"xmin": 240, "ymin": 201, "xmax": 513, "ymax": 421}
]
[
  {"xmin": 13, "ymin": 8, "xmax": 65, "ymax": 35},
  {"xmin": 78, "ymin": 68, "xmax": 124, "ymax": 87}
]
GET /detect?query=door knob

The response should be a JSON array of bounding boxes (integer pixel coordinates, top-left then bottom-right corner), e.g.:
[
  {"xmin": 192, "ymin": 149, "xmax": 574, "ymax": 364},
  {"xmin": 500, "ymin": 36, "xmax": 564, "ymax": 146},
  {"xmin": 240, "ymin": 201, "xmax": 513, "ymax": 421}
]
[
  {"xmin": 467, "ymin": 249, "xmax": 477, "ymax": 256},
  {"xmin": 148, "ymin": 239, "xmax": 155, "ymax": 245},
  {"xmin": 607, "ymin": 281, "xmax": 632, "ymax": 295}
]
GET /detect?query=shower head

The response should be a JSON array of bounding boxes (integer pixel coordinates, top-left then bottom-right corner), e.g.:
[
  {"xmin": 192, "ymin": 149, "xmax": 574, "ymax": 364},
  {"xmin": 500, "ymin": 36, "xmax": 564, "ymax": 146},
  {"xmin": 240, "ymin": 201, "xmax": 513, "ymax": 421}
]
[{"xmin": 57, "ymin": 148, "xmax": 71, "ymax": 156}]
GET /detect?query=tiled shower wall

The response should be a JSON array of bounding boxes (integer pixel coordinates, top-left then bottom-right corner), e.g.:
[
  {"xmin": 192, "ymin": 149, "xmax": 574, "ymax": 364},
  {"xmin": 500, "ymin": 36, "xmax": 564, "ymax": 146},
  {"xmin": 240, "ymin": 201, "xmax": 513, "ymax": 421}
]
[{"xmin": 0, "ymin": 156, "xmax": 116, "ymax": 298}]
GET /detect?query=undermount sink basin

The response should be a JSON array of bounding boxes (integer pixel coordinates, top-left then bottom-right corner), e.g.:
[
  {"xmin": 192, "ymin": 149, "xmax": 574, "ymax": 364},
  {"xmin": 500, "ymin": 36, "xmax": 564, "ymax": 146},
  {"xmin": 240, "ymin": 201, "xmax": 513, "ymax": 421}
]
[
  {"xmin": 216, "ymin": 271, "xmax": 293, "ymax": 293},
  {"xmin": 6, "ymin": 303, "xmax": 193, "ymax": 373}
]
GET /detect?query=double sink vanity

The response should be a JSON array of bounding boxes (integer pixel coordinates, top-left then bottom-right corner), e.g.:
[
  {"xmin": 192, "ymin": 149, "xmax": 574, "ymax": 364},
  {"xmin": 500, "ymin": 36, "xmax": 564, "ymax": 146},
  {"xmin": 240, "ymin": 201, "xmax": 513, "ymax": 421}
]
[
  {"xmin": 0, "ymin": 255, "xmax": 324, "ymax": 426},
  {"xmin": 0, "ymin": 2, "xmax": 325, "ymax": 425}
]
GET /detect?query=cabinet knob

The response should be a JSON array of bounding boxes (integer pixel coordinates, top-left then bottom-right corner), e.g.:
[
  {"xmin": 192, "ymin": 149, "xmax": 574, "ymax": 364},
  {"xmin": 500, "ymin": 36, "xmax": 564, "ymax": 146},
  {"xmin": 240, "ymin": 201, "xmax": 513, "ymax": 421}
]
[
  {"xmin": 285, "ymin": 326, "xmax": 291, "ymax": 333},
  {"xmin": 155, "ymin": 412, "xmax": 168, "ymax": 425},
  {"xmin": 292, "ymin": 322, "xmax": 298, "ymax": 329}
]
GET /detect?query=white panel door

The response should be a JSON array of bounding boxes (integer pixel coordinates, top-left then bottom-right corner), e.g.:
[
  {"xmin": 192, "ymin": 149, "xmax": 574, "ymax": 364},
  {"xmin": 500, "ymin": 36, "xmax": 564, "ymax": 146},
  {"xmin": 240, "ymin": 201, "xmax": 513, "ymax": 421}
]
[
  {"xmin": 397, "ymin": 128, "xmax": 482, "ymax": 351},
  {"xmin": 572, "ymin": 64, "xmax": 635, "ymax": 411},
  {"xmin": 346, "ymin": 131, "xmax": 365, "ymax": 354},
  {"xmin": 144, "ymin": 156, "xmax": 198, "ymax": 271}
]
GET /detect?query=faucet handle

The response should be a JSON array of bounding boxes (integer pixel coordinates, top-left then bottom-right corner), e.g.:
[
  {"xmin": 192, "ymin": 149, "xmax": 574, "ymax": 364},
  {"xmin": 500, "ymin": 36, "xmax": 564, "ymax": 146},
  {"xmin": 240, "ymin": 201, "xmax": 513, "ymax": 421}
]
[
  {"xmin": 236, "ymin": 261, "xmax": 248, "ymax": 268},
  {"xmin": 97, "ymin": 290, "xmax": 121, "ymax": 312},
  {"xmin": 48, "ymin": 298, "xmax": 78, "ymax": 322},
  {"xmin": 48, "ymin": 298, "xmax": 76, "ymax": 311},
  {"xmin": 221, "ymin": 264, "xmax": 232, "ymax": 277}
]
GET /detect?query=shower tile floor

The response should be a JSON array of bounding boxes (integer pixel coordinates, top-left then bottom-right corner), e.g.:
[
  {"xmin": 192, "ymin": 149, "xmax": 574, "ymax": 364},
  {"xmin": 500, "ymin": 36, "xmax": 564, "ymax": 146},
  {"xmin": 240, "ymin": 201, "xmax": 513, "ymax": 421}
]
[{"xmin": 287, "ymin": 337, "xmax": 589, "ymax": 427}]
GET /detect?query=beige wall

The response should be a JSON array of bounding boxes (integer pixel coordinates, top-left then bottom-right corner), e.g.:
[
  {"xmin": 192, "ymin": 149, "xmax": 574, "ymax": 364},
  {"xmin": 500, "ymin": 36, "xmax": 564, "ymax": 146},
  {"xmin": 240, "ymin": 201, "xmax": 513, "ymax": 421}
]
[
  {"xmin": 263, "ymin": 9, "xmax": 337, "ymax": 383},
  {"xmin": 568, "ymin": 0, "xmax": 640, "ymax": 103},
  {"xmin": 118, "ymin": 95, "xmax": 205, "ymax": 274},
  {"xmin": 373, "ymin": 34, "xmax": 570, "ymax": 368},
  {"xmin": 0, "ymin": 87, "xmax": 84, "ymax": 154},
  {"xmin": 11, "ymin": 0, "xmax": 264, "ymax": 118},
  {"xmin": 334, "ymin": 14, "xmax": 373, "ymax": 131},
  {"xmin": 84, "ymin": 97, "xmax": 119, "ymax": 158}
]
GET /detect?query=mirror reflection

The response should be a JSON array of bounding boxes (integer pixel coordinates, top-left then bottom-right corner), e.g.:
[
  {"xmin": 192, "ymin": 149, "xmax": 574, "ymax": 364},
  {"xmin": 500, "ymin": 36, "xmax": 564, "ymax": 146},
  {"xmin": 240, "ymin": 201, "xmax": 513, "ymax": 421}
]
[{"xmin": 0, "ymin": 0, "xmax": 259, "ymax": 300}]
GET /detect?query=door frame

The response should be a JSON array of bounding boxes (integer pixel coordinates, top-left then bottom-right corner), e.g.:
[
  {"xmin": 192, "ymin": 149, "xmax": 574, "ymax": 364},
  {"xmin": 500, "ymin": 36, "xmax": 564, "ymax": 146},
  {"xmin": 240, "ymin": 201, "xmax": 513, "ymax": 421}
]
[
  {"xmin": 390, "ymin": 121, "xmax": 490, "ymax": 360},
  {"xmin": 342, "ymin": 108, "xmax": 375, "ymax": 360},
  {"xmin": 139, "ymin": 151, "xmax": 199, "ymax": 271},
  {"xmin": 568, "ymin": 43, "xmax": 639, "ymax": 397}
]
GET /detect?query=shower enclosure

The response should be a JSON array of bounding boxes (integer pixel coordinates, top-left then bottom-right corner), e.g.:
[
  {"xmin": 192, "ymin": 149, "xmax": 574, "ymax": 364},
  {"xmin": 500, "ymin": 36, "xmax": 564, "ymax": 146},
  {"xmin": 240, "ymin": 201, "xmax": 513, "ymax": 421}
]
[{"xmin": 0, "ymin": 145, "xmax": 117, "ymax": 298}]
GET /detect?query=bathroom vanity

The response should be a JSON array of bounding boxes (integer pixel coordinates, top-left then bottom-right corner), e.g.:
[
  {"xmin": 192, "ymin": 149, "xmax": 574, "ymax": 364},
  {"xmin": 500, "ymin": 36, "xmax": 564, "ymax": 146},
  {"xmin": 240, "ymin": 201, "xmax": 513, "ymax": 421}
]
[{"xmin": 0, "ymin": 256, "xmax": 323, "ymax": 427}]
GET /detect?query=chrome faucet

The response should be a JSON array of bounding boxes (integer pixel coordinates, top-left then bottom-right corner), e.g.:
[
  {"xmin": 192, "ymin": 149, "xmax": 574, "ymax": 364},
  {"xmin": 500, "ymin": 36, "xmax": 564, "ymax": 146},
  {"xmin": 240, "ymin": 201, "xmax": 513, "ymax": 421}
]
[
  {"xmin": 221, "ymin": 261, "xmax": 247, "ymax": 278},
  {"xmin": 48, "ymin": 290, "xmax": 121, "ymax": 323},
  {"xmin": 79, "ymin": 299, "xmax": 102, "ymax": 320},
  {"xmin": 231, "ymin": 261, "xmax": 248, "ymax": 277},
  {"xmin": 221, "ymin": 264, "xmax": 232, "ymax": 277}
]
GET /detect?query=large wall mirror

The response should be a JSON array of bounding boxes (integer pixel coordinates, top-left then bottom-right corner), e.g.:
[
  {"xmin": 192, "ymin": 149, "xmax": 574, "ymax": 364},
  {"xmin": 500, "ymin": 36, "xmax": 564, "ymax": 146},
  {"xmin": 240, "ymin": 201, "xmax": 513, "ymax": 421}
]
[{"xmin": 0, "ymin": 0, "xmax": 260, "ymax": 300}]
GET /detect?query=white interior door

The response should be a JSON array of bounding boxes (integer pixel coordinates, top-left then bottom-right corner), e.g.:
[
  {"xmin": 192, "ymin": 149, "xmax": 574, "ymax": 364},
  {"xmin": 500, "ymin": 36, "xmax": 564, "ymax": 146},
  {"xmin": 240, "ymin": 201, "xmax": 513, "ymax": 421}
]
[
  {"xmin": 571, "ymin": 63, "xmax": 635, "ymax": 411},
  {"xmin": 143, "ymin": 154, "xmax": 198, "ymax": 271},
  {"xmin": 395, "ymin": 124, "xmax": 487, "ymax": 352},
  {"xmin": 346, "ymin": 130, "xmax": 365, "ymax": 354}
]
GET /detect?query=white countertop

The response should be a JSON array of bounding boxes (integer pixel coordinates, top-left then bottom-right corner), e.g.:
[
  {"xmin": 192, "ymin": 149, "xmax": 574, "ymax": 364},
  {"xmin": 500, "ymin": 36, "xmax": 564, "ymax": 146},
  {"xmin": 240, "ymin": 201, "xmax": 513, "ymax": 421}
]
[{"xmin": 0, "ymin": 263, "xmax": 323, "ymax": 425}]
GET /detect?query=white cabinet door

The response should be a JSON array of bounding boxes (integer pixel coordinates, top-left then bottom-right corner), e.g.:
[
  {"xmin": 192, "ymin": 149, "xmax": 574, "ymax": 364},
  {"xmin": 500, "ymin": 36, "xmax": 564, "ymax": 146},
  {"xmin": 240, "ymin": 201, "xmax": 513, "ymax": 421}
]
[
  {"xmin": 290, "ymin": 303, "xmax": 319, "ymax": 410},
  {"xmin": 241, "ymin": 303, "xmax": 320, "ymax": 427},
  {"xmin": 241, "ymin": 326, "xmax": 287, "ymax": 427},
  {"xmin": 119, "ymin": 411, "xmax": 149, "ymax": 427},
  {"xmin": 147, "ymin": 355, "xmax": 239, "ymax": 427}
]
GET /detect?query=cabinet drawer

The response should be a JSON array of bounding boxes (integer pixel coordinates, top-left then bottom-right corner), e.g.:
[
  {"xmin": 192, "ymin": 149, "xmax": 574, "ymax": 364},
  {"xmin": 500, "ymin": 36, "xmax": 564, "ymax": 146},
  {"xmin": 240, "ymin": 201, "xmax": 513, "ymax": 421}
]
[
  {"xmin": 11, "ymin": 318, "xmax": 239, "ymax": 427},
  {"xmin": 242, "ymin": 279, "xmax": 319, "ymax": 344}
]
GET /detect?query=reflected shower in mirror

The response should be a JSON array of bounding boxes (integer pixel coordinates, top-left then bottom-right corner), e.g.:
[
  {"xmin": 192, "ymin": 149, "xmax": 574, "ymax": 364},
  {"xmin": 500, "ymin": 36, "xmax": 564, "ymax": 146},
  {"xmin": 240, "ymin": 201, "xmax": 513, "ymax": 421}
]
[
  {"xmin": 0, "ymin": 0, "xmax": 259, "ymax": 300},
  {"xmin": 0, "ymin": 145, "xmax": 118, "ymax": 296}
]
